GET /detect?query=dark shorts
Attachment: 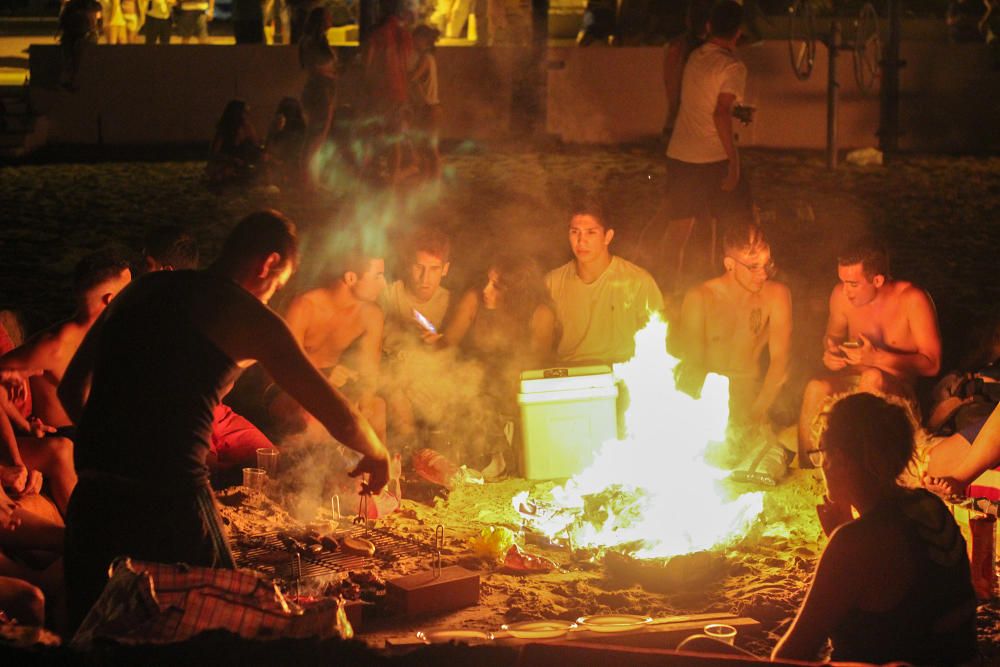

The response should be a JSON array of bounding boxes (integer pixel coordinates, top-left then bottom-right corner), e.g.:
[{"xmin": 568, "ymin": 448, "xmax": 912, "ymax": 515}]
[
  {"xmin": 175, "ymin": 9, "xmax": 208, "ymax": 39},
  {"xmin": 664, "ymin": 157, "xmax": 753, "ymax": 226},
  {"xmin": 144, "ymin": 15, "xmax": 172, "ymax": 44},
  {"xmin": 65, "ymin": 471, "xmax": 234, "ymax": 632}
]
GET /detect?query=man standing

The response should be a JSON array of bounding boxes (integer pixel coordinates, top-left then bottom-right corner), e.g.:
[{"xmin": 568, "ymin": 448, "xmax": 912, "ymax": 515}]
[
  {"xmin": 665, "ymin": 0, "xmax": 752, "ymax": 228},
  {"xmin": 671, "ymin": 222, "xmax": 792, "ymax": 426},
  {"xmin": 546, "ymin": 203, "xmax": 663, "ymax": 366},
  {"xmin": 797, "ymin": 238, "xmax": 942, "ymax": 465},
  {"xmin": 58, "ymin": 211, "xmax": 388, "ymax": 630}
]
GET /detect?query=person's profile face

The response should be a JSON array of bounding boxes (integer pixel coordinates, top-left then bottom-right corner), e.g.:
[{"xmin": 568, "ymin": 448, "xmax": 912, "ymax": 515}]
[
  {"xmin": 568, "ymin": 214, "xmax": 612, "ymax": 264},
  {"xmin": 408, "ymin": 250, "xmax": 449, "ymax": 302},
  {"xmin": 838, "ymin": 262, "xmax": 879, "ymax": 307},
  {"xmin": 729, "ymin": 246, "xmax": 772, "ymax": 293},
  {"xmin": 354, "ymin": 258, "xmax": 386, "ymax": 303}
]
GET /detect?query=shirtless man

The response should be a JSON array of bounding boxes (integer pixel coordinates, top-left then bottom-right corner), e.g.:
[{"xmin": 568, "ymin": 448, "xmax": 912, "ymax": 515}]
[
  {"xmin": 0, "ymin": 250, "xmax": 131, "ymax": 513},
  {"xmin": 57, "ymin": 210, "xmax": 388, "ymax": 630},
  {"xmin": 546, "ymin": 202, "xmax": 663, "ymax": 366},
  {"xmin": 671, "ymin": 222, "xmax": 791, "ymax": 426},
  {"xmin": 797, "ymin": 239, "xmax": 941, "ymax": 466},
  {"xmin": 277, "ymin": 248, "xmax": 387, "ymax": 440},
  {"xmin": 0, "ymin": 250, "xmax": 132, "ymax": 430}
]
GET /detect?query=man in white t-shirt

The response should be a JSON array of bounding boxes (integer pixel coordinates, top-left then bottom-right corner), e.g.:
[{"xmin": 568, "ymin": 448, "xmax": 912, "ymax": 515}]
[
  {"xmin": 665, "ymin": 0, "xmax": 752, "ymax": 227},
  {"xmin": 546, "ymin": 203, "xmax": 664, "ymax": 366}
]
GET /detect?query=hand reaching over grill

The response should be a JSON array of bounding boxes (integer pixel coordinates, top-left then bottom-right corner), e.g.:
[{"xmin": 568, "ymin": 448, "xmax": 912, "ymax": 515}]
[{"xmin": 349, "ymin": 453, "xmax": 390, "ymax": 496}]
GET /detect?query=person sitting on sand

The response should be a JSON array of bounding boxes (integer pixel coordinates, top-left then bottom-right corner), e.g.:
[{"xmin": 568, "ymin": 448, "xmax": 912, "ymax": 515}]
[
  {"xmin": 141, "ymin": 225, "xmax": 278, "ymax": 485},
  {"xmin": 682, "ymin": 393, "xmax": 978, "ymax": 664},
  {"xmin": 206, "ymin": 100, "xmax": 266, "ymax": 190},
  {"xmin": 546, "ymin": 200, "xmax": 663, "ymax": 366},
  {"xmin": 442, "ymin": 253, "xmax": 556, "ymax": 476},
  {"xmin": 269, "ymin": 244, "xmax": 387, "ymax": 444},
  {"xmin": 797, "ymin": 238, "xmax": 941, "ymax": 467},
  {"xmin": 0, "ymin": 250, "xmax": 131, "ymax": 514},
  {"xmin": 671, "ymin": 222, "xmax": 791, "ymax": 427},
  {"xmin": 265, "ymin": 97, "xmax": 307, "ymax": 189},
  {"xmin": 57, "ymin": 210, "xmax": 389, "ymax": 632},
  {"xmin": 380, "ymin": 226, "xmax": 453, "ymax": 450}
]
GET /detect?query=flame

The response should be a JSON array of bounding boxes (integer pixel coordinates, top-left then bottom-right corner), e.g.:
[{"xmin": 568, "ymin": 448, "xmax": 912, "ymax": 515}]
[{"xmin": 516, "ymin": 313, "xmax": 764, "ymax": 559}]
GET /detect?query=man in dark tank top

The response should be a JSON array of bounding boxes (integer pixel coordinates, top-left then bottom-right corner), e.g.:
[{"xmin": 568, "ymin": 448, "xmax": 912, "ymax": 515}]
[{"xmin": 58, "ymin": 210, "xmax": 389, "ymax": 632}]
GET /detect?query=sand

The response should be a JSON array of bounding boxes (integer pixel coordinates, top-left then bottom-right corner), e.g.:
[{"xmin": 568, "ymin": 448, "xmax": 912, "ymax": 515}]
[{"xmin": 1, "ymin": 145, "xmax": 999, "ymax": 658}]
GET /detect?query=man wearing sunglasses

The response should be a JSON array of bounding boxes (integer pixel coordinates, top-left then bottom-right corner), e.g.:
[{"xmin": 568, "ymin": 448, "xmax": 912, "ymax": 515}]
[{"xmin": 671, "ymin": 222, "xmax": 791, "ymax": 429}]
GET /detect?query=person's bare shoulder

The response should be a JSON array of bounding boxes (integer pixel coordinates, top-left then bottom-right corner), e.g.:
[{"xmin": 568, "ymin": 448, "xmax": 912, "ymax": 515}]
[{"xmin": 762, "ymin": 280, "xmax": 792, "ymax": 305}]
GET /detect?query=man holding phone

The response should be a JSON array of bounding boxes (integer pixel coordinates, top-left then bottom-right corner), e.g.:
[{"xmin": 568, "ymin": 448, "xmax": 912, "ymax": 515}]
[{"xmin": 797, "ymin": 238, "xmax": 942, "ymax": 466}]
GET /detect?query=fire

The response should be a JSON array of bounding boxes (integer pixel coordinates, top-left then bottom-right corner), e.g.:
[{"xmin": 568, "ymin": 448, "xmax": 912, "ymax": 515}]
[{"xmin": 515, "ymin": 313, "xmax": 764, "ymax": 559}]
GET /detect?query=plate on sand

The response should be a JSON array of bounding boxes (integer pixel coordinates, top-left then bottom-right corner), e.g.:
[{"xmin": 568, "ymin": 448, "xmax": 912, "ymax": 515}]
[
  {"xmin": 576, "ymin": 614, "xmax": 653, "ymax": 633},
  {"xmin": 415, "ymin": 630, "xmax": 494, "ymax": 644},
  {"xmin": 501, "ymin": 620, "xmax": 577, "ymax": 639}
]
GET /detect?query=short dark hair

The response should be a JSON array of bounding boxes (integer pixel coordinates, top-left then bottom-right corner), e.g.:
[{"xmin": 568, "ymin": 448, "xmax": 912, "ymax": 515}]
[
  {"xmin": 723, "ymin": 222, "xmax": 768, "ymax": 256},
  {"xmin": 328, "ymin": 239, "xmax": 382, "ymax": 282},
  {"xmin": 143, "ymin": 226, "xmax": 199, "ymax": 270},
  {"xmin": 708, "ymin": 0, "xmax": 743, "ymax": 39},
  {"xmin": 73, "ymin": 248, "xmax": 130, "ymax": 297},
  {"xmin": 838, "ymin": 237, "xmax": 890, "ymax": 281},
  {"xmin": 820, "ymin": 392, "xmax": 915, "ymax": 485},
  {"xmin": 569, "ymin": 197, "xmax": 610, "ymax": 231},
  {"xmin": 218, "ymin": 209, "xmax": 298, "ymax": 270},
  {"xmin": 408, "ymin": 226, "xmax": 451, "ymax": 263}
]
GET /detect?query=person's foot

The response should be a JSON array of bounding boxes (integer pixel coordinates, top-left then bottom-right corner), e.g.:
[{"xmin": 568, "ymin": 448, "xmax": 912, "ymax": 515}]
[{"xmin": 481, "ymin": 452, "xmax": 506, "ymax": 482}]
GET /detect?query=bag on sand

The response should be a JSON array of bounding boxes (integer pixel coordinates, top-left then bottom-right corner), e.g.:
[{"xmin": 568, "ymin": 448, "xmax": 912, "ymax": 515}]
[{"xmin": 72, "ymin": 558, "xmax": 352, "ymax": 649}]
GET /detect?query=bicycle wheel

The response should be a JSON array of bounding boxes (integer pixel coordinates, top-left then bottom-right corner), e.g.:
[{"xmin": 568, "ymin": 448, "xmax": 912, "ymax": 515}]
[
  {"xmin": 787, "ymin": 0, "xmax": 816, "ymax": 81},
  {"xmin": 853, "ymin": 2, "xmax": 881, "ymax": 93}
]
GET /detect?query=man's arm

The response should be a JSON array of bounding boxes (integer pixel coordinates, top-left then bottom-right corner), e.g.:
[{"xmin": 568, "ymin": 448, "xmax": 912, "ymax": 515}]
[
  {"xmin": 822, "ymin": 287, "xmax": 850, "ymax": 371},
  {"xmin": 670, "ymin": 287, "xmax": 708, "ymax": 397},
  {"xmin": 356, "ymin": 304, "xmax": 384, "ymax": 407},
  {"xmin": 0, "ymin": 333, "xmax": 60, "ymax": 375},
  {"xmin": 231, "ymin": 304, "xmax": 389, "ymax": 491},
  {"xmin": 663, "ymin": 40, "xmax": 685, "ymax": 130},
  {"xmin": 57, "ymin": 314, "xmax": 104, "ymax": 425},
  {"xmin": 844, "ymin": 286, "xmax": 942, "ymax": 378},
  {"xmin": 713, "ymin": 91, "xmax": 739, "ymax": 192},
  {"xmin": 750, "ymin": 285, "xmax": 792, "ymax": 421},
  {"xmin": 441, "ymin": 290, "xmax": 478, "ymax": 348}
]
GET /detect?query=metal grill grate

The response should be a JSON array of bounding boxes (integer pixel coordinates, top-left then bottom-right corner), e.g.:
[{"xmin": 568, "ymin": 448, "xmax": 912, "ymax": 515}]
[{"xmin": 233, "ymin": 525, "xmax": 434, "ymax": 581}]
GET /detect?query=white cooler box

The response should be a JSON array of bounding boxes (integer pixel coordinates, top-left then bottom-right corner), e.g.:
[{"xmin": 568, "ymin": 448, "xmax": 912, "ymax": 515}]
[{"xmin": 517, "ymin": 365, "xmax": 619, "ymax": 480}]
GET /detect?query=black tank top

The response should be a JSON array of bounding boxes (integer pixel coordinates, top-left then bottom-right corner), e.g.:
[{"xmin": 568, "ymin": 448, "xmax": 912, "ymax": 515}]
[
  {"xmin": 831, "ymin": 489, "xmax": 978, "ymax": 665},
  {"xmin": 75, "ymin": 271, "xmax": 241, "ymax": 487}
]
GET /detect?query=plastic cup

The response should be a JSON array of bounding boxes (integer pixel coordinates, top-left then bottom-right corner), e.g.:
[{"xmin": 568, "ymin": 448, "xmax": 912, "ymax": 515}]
[
  {"xmin": 256, "ymin": 448, "xmax": 279, "ymax": 477},
  {"xmin": 704, "ymin": 623, "xmax": 737, "ymax": 645},
  {"xmin": 331, "ymin": 495, "xmax": 342, "ymax": 521},
  {"xmin": 243, "ymin": 467, "xmax": 266, "ymax": 492}
]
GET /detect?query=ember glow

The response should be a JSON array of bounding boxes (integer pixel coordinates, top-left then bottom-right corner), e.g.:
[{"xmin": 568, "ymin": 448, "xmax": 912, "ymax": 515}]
[{"xmin": 515, "ymin": 314, "xmax": 764, "ymax": 559}]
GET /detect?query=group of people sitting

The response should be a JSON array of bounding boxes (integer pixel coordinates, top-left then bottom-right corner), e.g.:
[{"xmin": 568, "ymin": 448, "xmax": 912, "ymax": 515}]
[
  {"xmin": 0, "ymin": 202, "xmax": 995, "ymax": 663},
  {"xmin": 207, "ymin": 4, "xmax": 443, "ymax": 191}
]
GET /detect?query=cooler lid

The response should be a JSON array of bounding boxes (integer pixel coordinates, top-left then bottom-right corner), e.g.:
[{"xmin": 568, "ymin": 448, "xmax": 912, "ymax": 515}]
[{"xmin": 519, "ymin": 365, "xmax": 615, "ymax": 393}]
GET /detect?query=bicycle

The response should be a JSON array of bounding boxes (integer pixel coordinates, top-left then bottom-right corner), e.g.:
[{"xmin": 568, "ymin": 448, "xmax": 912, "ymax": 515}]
[{"xmin": 787, "ymin": 0, "xmax": 882, "ymax": 94}]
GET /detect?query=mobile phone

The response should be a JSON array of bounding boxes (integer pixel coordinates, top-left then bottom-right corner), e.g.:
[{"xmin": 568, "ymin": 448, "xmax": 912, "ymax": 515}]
[{"xmin": 840, "ymin": 340, "xmax": 862, "ymax": 349}]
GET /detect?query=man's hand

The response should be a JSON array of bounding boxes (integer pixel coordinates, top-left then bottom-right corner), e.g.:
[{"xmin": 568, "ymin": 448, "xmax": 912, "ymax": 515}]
[
  {"xmin": 27, "ymin": 416, "xmax": 56, "ymax": 439},
  {"xmin": 839, "ymin": 333, "xmax": 876, "ymax": 366},
  {"xmin": 816, "ymin": 495, "xmax": 853, "ymax": 537},
  {"xmin": 349, "ymin": 453, "xmax": 390, "ymax": 496},
  {"xmin": 822, "ymin": 337, "xmax": 848, "ymax": 371},
  {"xmin": 923, "ymin": 473, "xmax": 967, "ymax": 500},
  {"xmin": 0, "ymin": 369, "xmax": 40, "ymax": 404},
  {"xmin": 328, "ymin": 365, "xmax": 359, "ymax": 389},
  {"xmin": 0, "ymin": 465, "xmax": 27, "ymax": 494},
  {"xmin": 721, "ymin": 159, "xmax": 740, "ymax": 192},
  {"xmin": 420, "ymin": 330, "xmax": 443, "ymax": 346}
]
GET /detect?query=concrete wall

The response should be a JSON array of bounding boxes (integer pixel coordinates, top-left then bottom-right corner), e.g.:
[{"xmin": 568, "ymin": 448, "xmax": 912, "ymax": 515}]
[{"xmin": 30, "ymin": 40, "xmax": 1000, "ymax": 151}]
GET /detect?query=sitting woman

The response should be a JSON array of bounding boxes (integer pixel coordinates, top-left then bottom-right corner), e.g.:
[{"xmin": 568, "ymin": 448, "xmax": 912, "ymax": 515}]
[
  {"xmin": 775, "ymin": 393, "xmax": 977, "ymax": 664},
  {"xmin": 683, "ymin": 392, "xmax": 979, "ymax": 664},
  {"xmin": 265, "ymin": 97, "xmax": 306, "ymax": 188},
  {"xmin": 206, "ymin": 100, "xmax": 266, "ymax": 189},
  {"xmin": 441, "ymin": 254, "xmax": 555, "ymax": 476}
]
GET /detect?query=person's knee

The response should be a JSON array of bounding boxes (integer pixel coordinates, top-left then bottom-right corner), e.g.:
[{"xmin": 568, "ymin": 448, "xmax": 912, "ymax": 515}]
[
  {"xmin": 1, "ymin": 579, "xmax": 46, "ymax": 626},
  {"xmin": 802, "ymin": 377, "xmax": 833, "ymax": 406}
]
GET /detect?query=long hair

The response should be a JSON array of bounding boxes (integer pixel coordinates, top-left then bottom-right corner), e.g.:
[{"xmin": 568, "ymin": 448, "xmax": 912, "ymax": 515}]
[
  {"xmin": 215, "ymin": 99, "xmax": 248, "ymax": 149},
  {"xmin": 489, "ymin": 254, "xmax": 552, "ymax": 333}
]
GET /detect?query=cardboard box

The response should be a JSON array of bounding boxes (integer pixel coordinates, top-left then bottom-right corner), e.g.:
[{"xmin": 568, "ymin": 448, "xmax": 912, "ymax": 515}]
[
  {"xmin": 518, "ymin": 366, "xmax": 619, "ymax": 479},
  {"xmin": 385, "ymin": 566, "xmax": 480, "ymax": 615}
]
